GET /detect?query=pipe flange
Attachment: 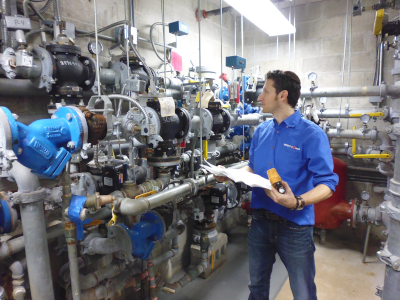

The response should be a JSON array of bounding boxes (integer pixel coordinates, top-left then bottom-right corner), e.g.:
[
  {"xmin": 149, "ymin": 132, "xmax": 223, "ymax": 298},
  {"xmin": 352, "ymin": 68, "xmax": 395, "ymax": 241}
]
[
  {"xmin": 109, "ymin": 225, "xmax": 134, "ymax": 263},
  {"xmin": 377, "ymin": 245, "xmax": 400, "ymax": 271},
  {"xmin": 31, "ymin": 46, "xmax": 54, "ymax": 92},
  {"xmin": 390, "ymin": 178, "xmax": 400, "ymax": 197},
  {"xmin": 380, "ymin": 83, "xmax": 387, "ymax": 99},
  {"xmin": 10, "ymin": 188, "xmax": 47, "ymax": 204},
  {"xmin": 184, "ymin": 178, "xmax": 199, "ymax": 197},
  {"xmin": 384, "ymin": 201, "xmax": 400, "ymax": 222}
]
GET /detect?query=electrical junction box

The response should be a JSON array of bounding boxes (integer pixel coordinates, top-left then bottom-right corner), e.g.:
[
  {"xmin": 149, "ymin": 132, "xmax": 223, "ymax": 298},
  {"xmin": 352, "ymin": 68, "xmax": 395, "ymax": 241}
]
[
  {"xmin": 226, "ymin": 55, "xmax": 246, "ymax": 69},
  {"xmin": 100, "ymin": 162, "xmax": 127, "ymax": 194},
  {"xmin": 168, "ymin": 21, "xmax": 189, "ymax": 36}
]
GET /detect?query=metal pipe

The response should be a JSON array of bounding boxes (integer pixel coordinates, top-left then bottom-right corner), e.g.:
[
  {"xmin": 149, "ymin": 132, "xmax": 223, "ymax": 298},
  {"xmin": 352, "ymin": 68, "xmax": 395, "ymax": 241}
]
[
  {"xmin": 0, "ymin": 222, "xmax": 64, "ymax": 260},
  {"xmin": 378, "ymin": 41, "xmax": 384, "ymax": 85},
  {"xmin": 362, "ymin": 223, "xmax": 372, "ymax": 263},
  {"xmin": 107, "ymin": 94, "xmax": 149, "ymax": 124},
  {"xmin": 53, "ymin": 0, "xmax": 61, "ymax": 22},
  {"xmin": 241, "ymin": 14, "xmax": 243, "ymax": 57},
  {"xmin": 61, "ymin": 171, "xmax": 81, "ymax": 300},
  {"xmin": 93, "ymin": 0, "xmax": 101, "ymax": 97},
  {"xmin": 231, "ymin": 113, "xmax": 262, "ymax": 127},
  {"xmin": 117, "ymin": 161, "xmax": 249, "ymax": 215},
  {"xmin": 20, "ymin": 202, "xmax": 55, "ymax": 300},
  {"xmin": 288, "ymin": 0, "xmax": 291, "ymax": 69},
  {"xmin": 198, "ymin": 0, "xmax": 203, "ymax": 161},
  {"xmin": 138, "ymin": 36, "xmax": 174, "ymax": 49},
  {"xmin": 293, "ymin": 0, "xmax": 296, "ymax": 69},
  {"xmin": 316, "ymin": 108, "xmax": 379, "ymax": 118},
  {"xmin": 162, "ymin": 0, "xmax": 166, "ymax": 87},
  {"xmin": 300, "ymin": 85, "xmax": 400, "ymax": 98},
  {"xmin": 79, "ymin": 260, "xmax": 126, "ymax": 290},
  {"xmin": 220, "ymin": 0, "xmax": 223, "ymax": 91}
]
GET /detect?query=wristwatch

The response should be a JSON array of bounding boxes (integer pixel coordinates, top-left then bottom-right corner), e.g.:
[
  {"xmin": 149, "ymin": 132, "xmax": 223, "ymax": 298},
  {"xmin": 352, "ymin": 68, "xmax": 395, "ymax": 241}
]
[{"xmin": 294, "ymin": 195, "xmax": 306, "ymax": 210}]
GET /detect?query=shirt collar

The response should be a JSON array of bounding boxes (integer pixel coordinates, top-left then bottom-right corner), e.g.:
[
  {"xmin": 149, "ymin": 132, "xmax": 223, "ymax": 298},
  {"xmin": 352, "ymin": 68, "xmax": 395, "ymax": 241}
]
[{"xmin": 273, "ymin": 110, "xmax": 301, "ymax": 128}]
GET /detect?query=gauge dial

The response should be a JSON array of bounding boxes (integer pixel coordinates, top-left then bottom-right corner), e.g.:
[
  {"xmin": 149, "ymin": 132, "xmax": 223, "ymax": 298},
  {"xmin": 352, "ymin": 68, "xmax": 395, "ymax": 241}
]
[
  {"xmin": 360, "ymin": 114, "xmax": 371, "ymax": 123},
  {"xmin": 88, "ymin": 41, "xmax": 104, "ymax": 56},
  {"xmin": 308, "ymin": 72, "xmax": 317, "ymax": 81},
  {"xmin": 361, "ymin": 191, "xmax": 370, "ymax": 201}
]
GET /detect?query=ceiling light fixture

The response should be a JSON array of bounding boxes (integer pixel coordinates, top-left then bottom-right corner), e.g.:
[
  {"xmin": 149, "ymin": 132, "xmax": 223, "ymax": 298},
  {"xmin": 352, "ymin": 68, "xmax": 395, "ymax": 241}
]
[{"xmin": 225, "ymin": 0, "xmax": 296, "ymax": 36}]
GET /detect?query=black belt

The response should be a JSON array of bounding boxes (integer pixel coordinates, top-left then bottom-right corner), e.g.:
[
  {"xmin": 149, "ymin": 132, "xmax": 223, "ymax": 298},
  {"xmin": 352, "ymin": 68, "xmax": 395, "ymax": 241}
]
[{"xmin": 253, "ymin": 209, "xmax": 285, "ymax": 221}]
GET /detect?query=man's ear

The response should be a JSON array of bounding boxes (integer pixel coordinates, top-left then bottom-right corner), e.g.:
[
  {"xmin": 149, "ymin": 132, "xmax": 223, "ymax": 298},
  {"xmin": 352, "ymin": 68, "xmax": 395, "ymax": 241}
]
[{"xmin": 279, "ymin": 90, "xmax": 289, "ymax": 102}]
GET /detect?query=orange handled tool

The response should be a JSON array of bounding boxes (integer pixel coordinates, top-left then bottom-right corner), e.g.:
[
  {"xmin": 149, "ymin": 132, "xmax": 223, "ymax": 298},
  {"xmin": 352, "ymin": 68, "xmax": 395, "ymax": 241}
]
[{"xmin": 267, "ymin": 168, "xmax": 286, "ymax": 194}]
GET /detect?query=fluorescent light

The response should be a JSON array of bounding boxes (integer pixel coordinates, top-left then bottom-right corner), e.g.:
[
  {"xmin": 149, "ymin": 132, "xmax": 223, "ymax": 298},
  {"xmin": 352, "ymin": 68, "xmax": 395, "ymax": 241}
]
[{"xmin": 225, "ymin": 0, "xmax": 296, "ymax": 36}]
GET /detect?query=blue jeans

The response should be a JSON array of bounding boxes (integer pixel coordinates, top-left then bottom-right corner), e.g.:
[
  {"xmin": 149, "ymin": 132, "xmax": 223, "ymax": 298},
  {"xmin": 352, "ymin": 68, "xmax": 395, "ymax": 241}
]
[{"xmin": 248, "ymin": 210, "xmax": 317, "ymax": 300}]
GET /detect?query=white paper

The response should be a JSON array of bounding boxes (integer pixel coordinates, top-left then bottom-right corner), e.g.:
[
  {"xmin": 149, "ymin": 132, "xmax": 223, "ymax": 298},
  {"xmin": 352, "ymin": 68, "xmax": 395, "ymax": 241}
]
[
  {"xmin": 159, "ymin": 97, "xmax": 175, "ymax": 117},
  {"xmin": 200, "ymin": 161, "xmax": 272, "ymax": 190}
]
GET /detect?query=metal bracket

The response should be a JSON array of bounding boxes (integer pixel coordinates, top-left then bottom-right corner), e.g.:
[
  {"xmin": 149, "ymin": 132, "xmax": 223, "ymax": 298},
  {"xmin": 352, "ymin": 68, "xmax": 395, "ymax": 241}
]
[
  {"xmin": 184, "ymin": 178, "xmax": 199, "ymax": 197},
  {"xmin": 10, "ymin": 188, "xmax": 47, "ymax": 204},
  {"xmin": 377, "ymin": 245, "xmax": 400, "ymax": 271}
]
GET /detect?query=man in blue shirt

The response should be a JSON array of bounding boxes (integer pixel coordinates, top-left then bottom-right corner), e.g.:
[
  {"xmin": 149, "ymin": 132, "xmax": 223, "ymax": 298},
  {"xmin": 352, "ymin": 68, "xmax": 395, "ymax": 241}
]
[{"xmin": 217, "ymin": 70, "xmax": 338, "ymax": 300}]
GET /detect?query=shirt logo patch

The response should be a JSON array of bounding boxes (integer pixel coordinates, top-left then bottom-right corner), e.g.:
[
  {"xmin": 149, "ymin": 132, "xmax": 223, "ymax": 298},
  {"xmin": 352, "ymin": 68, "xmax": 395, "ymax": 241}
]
[{"xmin": 284, "ymin": 143, "xmax": 300, "ymax": 151}]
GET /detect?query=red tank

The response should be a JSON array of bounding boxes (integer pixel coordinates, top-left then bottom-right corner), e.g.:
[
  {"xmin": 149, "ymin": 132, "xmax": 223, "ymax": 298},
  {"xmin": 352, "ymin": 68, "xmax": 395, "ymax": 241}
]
[{"xmin": 314, "ymin": 157, "xmax": 354, "ymax": 229}]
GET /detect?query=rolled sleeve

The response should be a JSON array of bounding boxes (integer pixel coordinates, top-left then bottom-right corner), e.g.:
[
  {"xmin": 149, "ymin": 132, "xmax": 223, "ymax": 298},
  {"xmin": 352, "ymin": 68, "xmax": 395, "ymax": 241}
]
[{"xmin": 305, "ymin": 130, "xmax": 339, "ymax": 192}]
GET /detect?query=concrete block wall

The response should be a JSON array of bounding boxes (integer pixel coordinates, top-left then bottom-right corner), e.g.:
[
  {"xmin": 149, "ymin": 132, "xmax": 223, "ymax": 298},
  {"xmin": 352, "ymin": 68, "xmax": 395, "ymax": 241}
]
[{"xmin": 240, "ymin": 0, "xmax": 397, "ymax": 151}]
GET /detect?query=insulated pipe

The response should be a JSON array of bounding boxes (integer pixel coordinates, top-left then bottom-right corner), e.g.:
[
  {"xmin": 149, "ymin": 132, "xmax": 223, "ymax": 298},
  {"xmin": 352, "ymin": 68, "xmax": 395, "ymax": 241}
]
[
  {"xmin": 326, "ymin": 128, "xmax": 377, "ymax": 140},
  {"xmin": 300, "ymin": 85, "xmax": 400, "ymax": 98},
  {"xmin": 216, "ymin": 143, "xmax": 239, "ymax": 155},
  {"xmin": 8, "ymin": 162, "xmax": 54, "ymax": 300},
  {"xmin": 231, "ymin": 113, "xmax": 262, "ymax": 127},
  {"xmin": 79, "ymin": 260, "xmax": 126, "ymax": 290},
  {"xmin": 20, "ymin": 201, "xmax": 54, "ymax": 300},
  {"xmin": 0, "ymin": 222, "xmax": 64, "ymax": 260},
  {"xmin": 117, "ymin": 161, "xmax": 249, "ymax": 216}
]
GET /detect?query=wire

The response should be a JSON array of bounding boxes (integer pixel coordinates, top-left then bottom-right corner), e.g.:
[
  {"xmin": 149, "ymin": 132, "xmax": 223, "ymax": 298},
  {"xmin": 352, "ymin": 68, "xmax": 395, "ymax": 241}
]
[
  {"xmin": 76, "ymin": 20, "xmax": 126, "ymax": 37},
  {"xmin": 17, "ymin": 0, "xmax": 53, "ymax": 18},
  {"xmin": 150, "ymin": 22, "xmax": 169, "ymax": 62}
]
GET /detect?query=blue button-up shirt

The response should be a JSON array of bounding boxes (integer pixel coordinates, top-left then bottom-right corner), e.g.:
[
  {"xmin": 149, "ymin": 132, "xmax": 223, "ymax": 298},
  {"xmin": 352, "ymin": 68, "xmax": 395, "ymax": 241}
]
[{"xmin": 248, "ymin": 111, "xmax": 339, "ymax": 225}]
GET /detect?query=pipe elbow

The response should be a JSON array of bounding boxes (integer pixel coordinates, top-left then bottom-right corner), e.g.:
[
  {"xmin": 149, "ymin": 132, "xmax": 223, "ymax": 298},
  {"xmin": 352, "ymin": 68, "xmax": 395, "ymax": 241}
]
[
  {"xmin": 377, "ymin": 131, "xmax": 393, "ymax": 150},
  {"xmin": 9, "ymin": 261, "xmax": 24, "ymax": 278},
  {"xmin": 118, "ymin": 197, "xmax": 149, "ymax": 215}
]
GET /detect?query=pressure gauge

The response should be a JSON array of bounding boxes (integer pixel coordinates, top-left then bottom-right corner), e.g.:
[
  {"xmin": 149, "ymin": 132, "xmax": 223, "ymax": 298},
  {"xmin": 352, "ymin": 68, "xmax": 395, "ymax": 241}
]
[
  {"xmin": 88, "ymin": 41, "xmax": 103, "ymax": 56},
  {"xmin": 319, "ymin": 97, "xmax": 327, "ymax": 104},
  {"xmin": 360, "ymin": 114, "xmax": 371, "ymax": 124},
  {"xmin": 361, "ymin": 191, "xmax": 370, "ymax": 201},
  {"xmin": 308, "ymin": 72, "xmax": 317, "ymax": 81}
]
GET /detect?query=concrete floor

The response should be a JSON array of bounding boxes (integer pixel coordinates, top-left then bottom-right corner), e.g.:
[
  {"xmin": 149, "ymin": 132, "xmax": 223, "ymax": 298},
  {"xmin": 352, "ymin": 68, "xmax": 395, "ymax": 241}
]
[{"xmin": 159, "ymin": 223, "xmax": 386, "ymax": 300}]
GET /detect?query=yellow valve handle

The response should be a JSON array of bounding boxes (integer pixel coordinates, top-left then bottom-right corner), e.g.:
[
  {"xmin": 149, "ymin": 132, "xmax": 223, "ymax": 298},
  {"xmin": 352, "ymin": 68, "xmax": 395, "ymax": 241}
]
[
  {"xmin": 352, "ymin": 126, "xmax": 356, "ymax": 155},
  {"xmin": 107, "ymin": 202, "xmax": 118, "ymax": 227},
  {"xmin": 202, "ymin": 140, "xmax": 208, "ymax": 160},
  {"xmin": 353, "ymin": 154, "xmax": 391, "ymax": 159},
  {"xmin": 135, "ymin": 190, "xmax": 156, "ymax": 199},
  {"xmin": 350, "ymin": 112, "xmax": 384, "ymax": 117}
]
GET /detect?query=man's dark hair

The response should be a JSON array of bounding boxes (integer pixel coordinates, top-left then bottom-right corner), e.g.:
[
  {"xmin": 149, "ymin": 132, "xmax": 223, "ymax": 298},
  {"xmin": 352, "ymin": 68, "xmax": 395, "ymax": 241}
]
[{"xmin": 266, "ymin": 70, "xmax": 301, "ymax": 108}]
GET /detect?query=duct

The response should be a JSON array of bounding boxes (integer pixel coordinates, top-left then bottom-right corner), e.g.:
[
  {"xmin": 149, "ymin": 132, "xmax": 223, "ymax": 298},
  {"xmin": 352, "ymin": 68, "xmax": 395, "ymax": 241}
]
[
  {"xmin": 300, "ymin": 84, "xmax": 400, "ymax": 98},
  {"xmin": 117, "ymin": 161, "xmax": 249, "ymax": 216}
]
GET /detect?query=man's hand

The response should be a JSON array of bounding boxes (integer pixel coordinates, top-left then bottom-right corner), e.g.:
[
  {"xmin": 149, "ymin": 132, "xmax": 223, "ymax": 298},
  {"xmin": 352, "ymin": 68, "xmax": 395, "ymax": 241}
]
[
  {"xmin": 214, "ymin": 165, "xmax": 229, "ymax": 182},
  {"xmin": 264, "ymin": 181, "xmax": 297, "ymax": 209}
]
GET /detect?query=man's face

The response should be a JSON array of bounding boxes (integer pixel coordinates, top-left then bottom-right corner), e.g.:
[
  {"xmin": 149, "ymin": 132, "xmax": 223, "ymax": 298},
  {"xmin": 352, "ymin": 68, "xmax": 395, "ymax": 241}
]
[{"xmin": 258, "ymin": 79, "xmax": 280, "ymax": 113}]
